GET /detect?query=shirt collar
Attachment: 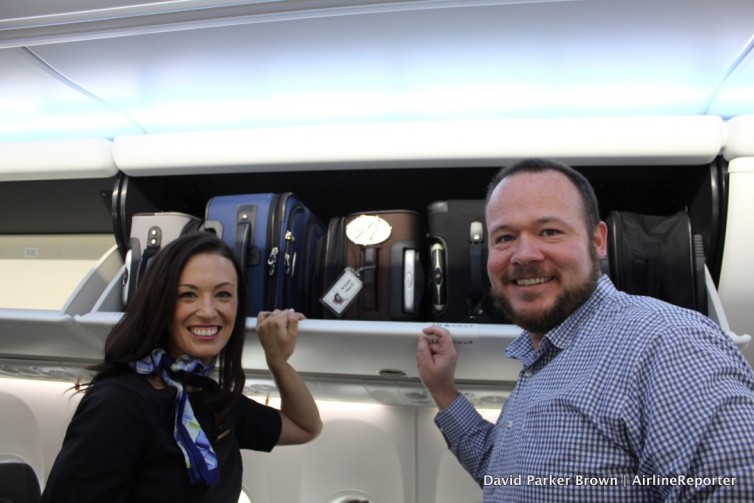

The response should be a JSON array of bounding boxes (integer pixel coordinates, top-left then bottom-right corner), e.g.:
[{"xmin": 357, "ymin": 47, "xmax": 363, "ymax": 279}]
[{"xmin": 506, "ymin": 274, "xmax": 616, "ymax": 365}]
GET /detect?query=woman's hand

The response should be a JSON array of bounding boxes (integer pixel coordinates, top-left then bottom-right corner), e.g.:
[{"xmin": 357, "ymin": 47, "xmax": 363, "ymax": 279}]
[
  {"xmin": 255, "ymin": 309, "xmax": 306, "ymax": 370},
  {"xmin": 255, "ymin": 308, "xmax": 322, "ymax": 444}
]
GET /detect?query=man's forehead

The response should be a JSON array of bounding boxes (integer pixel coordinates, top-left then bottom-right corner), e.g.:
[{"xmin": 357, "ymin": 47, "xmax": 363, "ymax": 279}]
[
  {"xmin": 487, "ymin": 171, "xmax": 587, "ymax": 225},
  {"xmin": 500, "ymin": 169, "xmax": 573, "ymax": 189}
]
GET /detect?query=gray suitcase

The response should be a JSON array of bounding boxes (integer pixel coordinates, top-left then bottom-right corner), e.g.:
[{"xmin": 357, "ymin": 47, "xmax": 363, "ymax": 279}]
[{"xmin": 122, "ymin": 212, "xmax": 203, "ymax": 306}]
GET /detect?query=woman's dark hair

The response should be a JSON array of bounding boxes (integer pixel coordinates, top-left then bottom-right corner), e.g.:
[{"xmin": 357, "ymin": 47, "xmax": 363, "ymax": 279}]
[
  {"xmin": 88, "ymin": 231, "xmax": 248, "ymax": 412},
  {"xmin": 485, "ymin": 158, "xmax": 601, "ymax": 232}
]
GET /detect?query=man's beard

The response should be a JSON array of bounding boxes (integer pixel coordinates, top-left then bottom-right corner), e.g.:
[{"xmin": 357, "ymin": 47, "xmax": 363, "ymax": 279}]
[{"xmin": 490, "ymin": 249, "xmax": 602, "ymax": 334}]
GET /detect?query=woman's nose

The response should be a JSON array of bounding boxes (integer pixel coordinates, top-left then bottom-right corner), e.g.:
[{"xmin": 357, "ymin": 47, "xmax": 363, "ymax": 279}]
[{"xmin": 196, "ymin": 296, "xmax": 217, "ymax": 317}]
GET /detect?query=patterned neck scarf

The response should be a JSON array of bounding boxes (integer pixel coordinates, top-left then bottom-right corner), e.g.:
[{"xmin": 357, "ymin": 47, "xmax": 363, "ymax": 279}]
[{"xmin": 130, "ymin": 348, "xmax": 220, "ymax": 485}]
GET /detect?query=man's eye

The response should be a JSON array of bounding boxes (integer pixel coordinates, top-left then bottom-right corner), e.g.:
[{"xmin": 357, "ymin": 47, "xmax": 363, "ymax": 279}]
[{"xmin": 542, "ymin": 229, "xmax": 561, "ymax": 236}]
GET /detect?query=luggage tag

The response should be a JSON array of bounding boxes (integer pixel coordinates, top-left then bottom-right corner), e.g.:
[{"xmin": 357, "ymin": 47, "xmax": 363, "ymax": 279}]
[
  {"xmin": 320, "ymin": 214, "xmax": 392, "ymax": 317},
  {"xmin": 320, "ymin": 267, "xmax": 363, "ymax": 317}
]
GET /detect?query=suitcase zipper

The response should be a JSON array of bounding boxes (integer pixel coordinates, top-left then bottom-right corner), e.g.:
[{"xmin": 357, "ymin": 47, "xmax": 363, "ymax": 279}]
[
  {"xmin": 265, "ymin": 193, "xmax": 285, "ymax": 309},
  {"xmin": 266, "ymin": 193, "xmax": 303, "ymax": 310},
  {"xmin": 281, "ymin": 205, "xmax": 304, "ymax": 306}
]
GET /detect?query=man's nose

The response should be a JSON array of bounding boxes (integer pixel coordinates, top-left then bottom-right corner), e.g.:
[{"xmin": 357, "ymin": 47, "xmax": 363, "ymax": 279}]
[{"xmin": 511, "ymin": 234, "xmax": 544, "ymax": 264}]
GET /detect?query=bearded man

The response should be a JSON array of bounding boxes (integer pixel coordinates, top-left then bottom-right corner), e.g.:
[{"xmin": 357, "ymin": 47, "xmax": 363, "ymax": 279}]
[{"xmin": 417, "ymin": 158, "xmax": 754, "ymax": 502}]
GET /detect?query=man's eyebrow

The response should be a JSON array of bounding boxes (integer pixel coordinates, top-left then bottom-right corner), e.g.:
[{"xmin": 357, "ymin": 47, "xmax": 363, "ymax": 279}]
[{"xmin": 489, "ymin": 216, "xmax": 570, "ymax": 232}]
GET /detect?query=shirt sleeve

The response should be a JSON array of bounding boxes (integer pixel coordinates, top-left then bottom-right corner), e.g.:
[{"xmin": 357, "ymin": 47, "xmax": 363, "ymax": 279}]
[
  {"xmin": 434, "ymin": 394, "xmax": 497, "ymax": 486},
  {"xmin": 637, "ymin": 319, "xmax": 754, "ymax": 500},
  {"xmin": 40, "ymin": 381, "xmax": 150, "ymax": 503},
  {"xmin": 231, "ymin": 395, "xmax": 283, "ymax": 452}
]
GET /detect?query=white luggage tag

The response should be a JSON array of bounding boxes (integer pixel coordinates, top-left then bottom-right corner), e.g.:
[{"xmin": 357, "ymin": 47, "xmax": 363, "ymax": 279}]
[
  {"xmin": 320, "ymin": 267, "xmax": 364, "ymax": 317},
  {"xmin": 345, "ymin": 214, "xmax": 392, "ymax": 246},
  {"xmin": 320, "ymin": 214, "xmax": 392, "ymax": 317}
]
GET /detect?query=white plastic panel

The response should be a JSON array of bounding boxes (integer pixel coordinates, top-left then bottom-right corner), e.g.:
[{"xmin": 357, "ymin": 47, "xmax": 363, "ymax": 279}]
[
  {"xmin": 0, "ymin": 378, "xmax": 83, "ymax": 486},
  {"xmin": 242, "ymin": 402, "xmax": 416, "ymax": 503},
  {"xmin": 0, "ymin": 235, "xmax": 116, "ymax": 310},
  {"xmin": 0, "ymin": 235, "xmax": 116, "ymax": 368},
  {"xmin": 723, "ymin": 115, "xmax": 754, "ymax": 160},
  {"xmin": 61, "ymin": 245, "xmax": 122, "ymax": 316},
  {"xmin": 239, "ymin": 318, "xmax": 521, "ymax": 383},
  {"xmin": 0, "ymin": 138, "xmax": 117, "ymax": 181},
  {"xmin": 415, "ymin": 407, "xmax": 499, "ymax": 503},
  {"xmin": 12, "ymin": 0, "xmax": 753, "ymax": 144},
  {"xmin": 112, "ymin": 116, "xmax": 725, "ymax": 175},
  {"xmin": 0, "ymin": 310, "xmax": 104, "ymax": 363},
  {"xmin": 718, "ymin": 157, "xmax": 754, "ymax": 343},
  {"xmin": 0, "ymin": 47, "xmax": 141, "ymax": 144},
  {"xmin": 707, "ymin": 43, "xmax": 754, "ymax": 119},
  {"xmin": 0, "ymin": 391, "xmax": 44, "ymax": 483}
]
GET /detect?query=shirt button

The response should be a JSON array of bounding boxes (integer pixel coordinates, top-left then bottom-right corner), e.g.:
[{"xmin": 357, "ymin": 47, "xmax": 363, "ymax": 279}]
[
  {"xmin": 506, "ymin": 420, "xmax": 513, "ymax": 429},
  {"xmin": 524, "ymin": 370, "xmax": 533, "ymax": 377}
]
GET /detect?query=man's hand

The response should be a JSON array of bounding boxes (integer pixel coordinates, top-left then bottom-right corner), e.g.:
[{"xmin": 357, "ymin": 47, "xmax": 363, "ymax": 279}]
[{"xmin": 417, "ymin": 326, "xmax": 460, "ymax": 410}]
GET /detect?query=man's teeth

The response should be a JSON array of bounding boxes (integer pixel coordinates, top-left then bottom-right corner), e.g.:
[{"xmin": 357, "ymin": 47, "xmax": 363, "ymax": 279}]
[
  {"xmin": 191, "ymin": 327, "xmax": 219, "ymax": 337},
  {"xmin": 516, "ymin": 277, "xmax": 550, "ymax": 286}
]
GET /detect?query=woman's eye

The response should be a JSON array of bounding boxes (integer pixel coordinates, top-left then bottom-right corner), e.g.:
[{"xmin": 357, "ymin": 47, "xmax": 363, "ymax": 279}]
[{"xmin": 178, "ymin": 291, "xmax": 196, "ymax": 299}]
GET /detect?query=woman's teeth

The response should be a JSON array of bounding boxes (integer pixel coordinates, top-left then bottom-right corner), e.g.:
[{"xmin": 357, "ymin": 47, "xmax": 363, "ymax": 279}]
[{"xmin": 190, "ymin": 327, "xmax": 219, "ymax": 337}]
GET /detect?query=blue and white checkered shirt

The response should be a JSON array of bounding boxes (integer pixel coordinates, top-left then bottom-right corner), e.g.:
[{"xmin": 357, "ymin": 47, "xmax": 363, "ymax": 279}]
[{"xmin": 436, "ymin": 275, "xmax": 754, "ymax": 502}]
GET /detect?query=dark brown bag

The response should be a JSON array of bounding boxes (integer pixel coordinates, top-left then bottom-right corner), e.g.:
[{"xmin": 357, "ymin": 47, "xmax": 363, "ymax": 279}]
[{"xmin": 319, "ymin": 210, "xmax": 425, "ymax": 320}]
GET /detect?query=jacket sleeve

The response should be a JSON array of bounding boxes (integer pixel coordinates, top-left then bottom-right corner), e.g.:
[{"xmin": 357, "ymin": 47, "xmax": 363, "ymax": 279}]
[
  {"xmin": 231, "ymin": 394, "xmax": 282, "ymax": 452},
  {"xmin": 41, "ymin": 381, "xmax": 149, "ymax": 503}
]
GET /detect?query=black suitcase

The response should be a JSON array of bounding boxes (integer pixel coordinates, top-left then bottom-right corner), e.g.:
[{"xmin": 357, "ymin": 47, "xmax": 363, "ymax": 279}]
[
  {"xmin": 319, "ymin": 210, "xmax": 425, "ymax": 320},
  {"xmin": 122, "ymin": 212, "xmax": 204, "ymax": 306},
  {"xmin": 427, "ymin": 200, "xmax": 508, "ymax": 323},
  {"xmin": 605, "ymin": 210, "xmax": 707, "ymax": 314},
  {"xmin": 205, "ymin": 192, "xmax": 326, "ymax": 317}
]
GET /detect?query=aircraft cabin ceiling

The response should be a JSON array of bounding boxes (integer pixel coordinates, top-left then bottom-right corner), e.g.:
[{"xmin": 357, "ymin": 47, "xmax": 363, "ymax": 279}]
[{"xmin": 1, "ymin": 0, "xmax": 753, "ymax": 143}]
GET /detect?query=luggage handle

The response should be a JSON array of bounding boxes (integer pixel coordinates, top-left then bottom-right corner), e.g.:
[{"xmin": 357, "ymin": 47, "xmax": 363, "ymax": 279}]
[
  {"xmin": 641, "ymin": 241, "xmax": 662, "ymax": 299},
  {"xmin": 360, "ymin": 247, "xmax": 377, "ymax": 311},
  {"xmin": 469, "ymin": 221, "xmax": 484, "ymax": 295},
  {"xmin": 404, "ymin": 249, "xmax": 416, "ymax": 314},
  {"xmin": 122, "ymin": 226, "xmax": 161, "ymax": 306},
  {"xmin": 465, "ymin": 220, "xmax": 486, "ymax": 318},
  {"xmin": 235, "ymin": 205, "xmax": 261, "ymax": 276},
  {"xmin": 122, "ymin": 238, "xmax": 141, "ymax": 306},
  {"xmin": 201, "ymin": 220, "xmax": 223, "ymax": 238},
  {"xmin": 430, "ymin": 241, "xmax": 445, "ymax": 313}
]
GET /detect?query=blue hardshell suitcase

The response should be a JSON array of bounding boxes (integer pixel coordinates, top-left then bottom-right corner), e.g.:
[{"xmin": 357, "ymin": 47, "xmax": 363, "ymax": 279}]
[{"xmin": 205, "ymin": 192, "xmax": 325, "ymax": 317}]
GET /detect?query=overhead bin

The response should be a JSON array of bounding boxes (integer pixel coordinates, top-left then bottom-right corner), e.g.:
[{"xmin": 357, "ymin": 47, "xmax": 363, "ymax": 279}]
[
  {"xmin": 1, "ymin": 116, "xmax": 752, "ymax": 404},
  {"xmin": 0, "ymin": 235, "xmax": 117, "ymax": 380}
]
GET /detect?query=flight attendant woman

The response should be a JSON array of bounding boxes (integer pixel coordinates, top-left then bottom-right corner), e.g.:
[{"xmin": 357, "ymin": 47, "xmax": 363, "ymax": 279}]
[{"xmin": 42, "ymin": 232, "xmax": 322, "ymax": 502}]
